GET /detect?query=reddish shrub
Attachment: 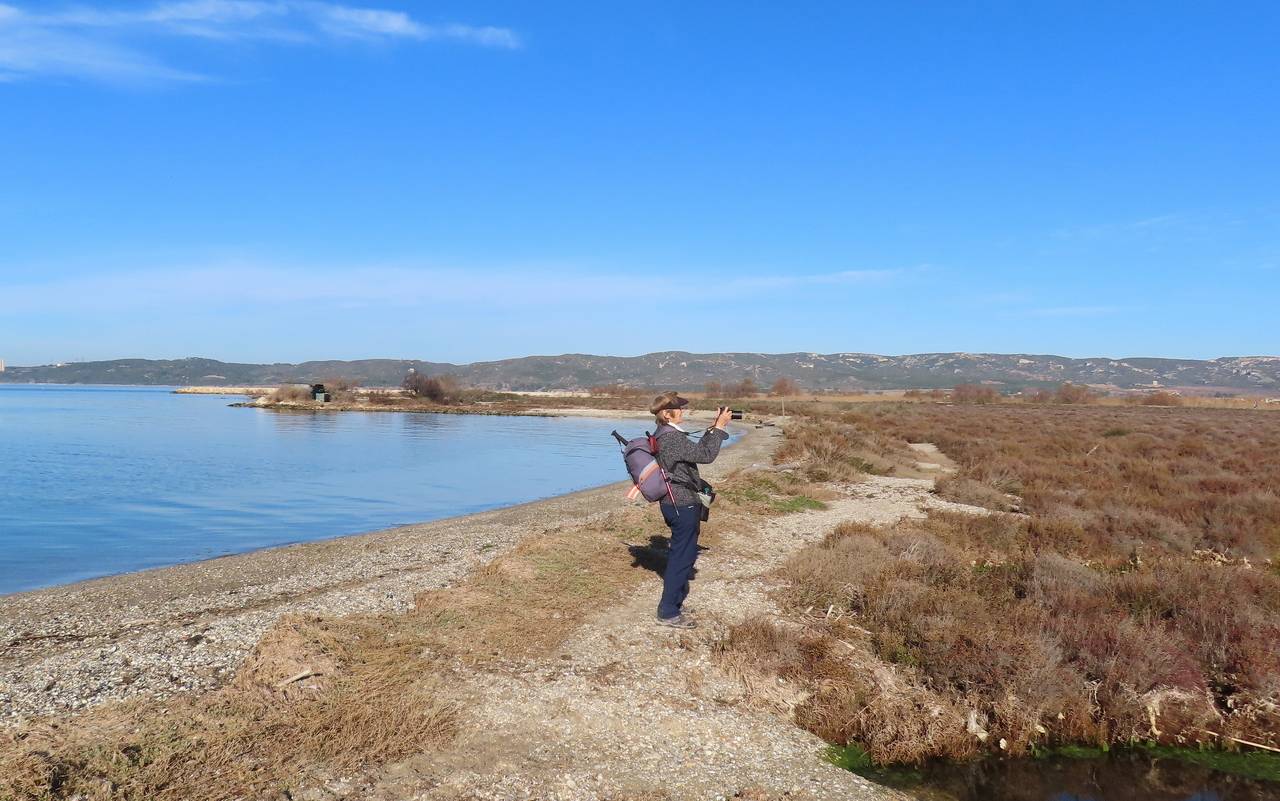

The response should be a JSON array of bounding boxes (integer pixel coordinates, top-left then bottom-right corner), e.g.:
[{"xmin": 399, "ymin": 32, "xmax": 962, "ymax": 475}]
[
  {"xmin": 1055, "ymin": 382, "xmax": 1099, "ymax": 404},
  {"xmin": 1128, "ymin": 391, "xmax": 1185, "ymax": 406},
  {"xmin": 760, "ymin": 402, "xmax": 1280, "ymax": 760},
  {"xmin": 951, "ymin": 384, "xmax": 1000, "ymax": 404}
]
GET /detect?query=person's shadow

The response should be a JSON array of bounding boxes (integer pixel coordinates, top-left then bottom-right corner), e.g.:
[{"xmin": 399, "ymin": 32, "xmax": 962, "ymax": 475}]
[{"xmin": 627, "ymin": 535, "xmax": 708, "ymax": 577}]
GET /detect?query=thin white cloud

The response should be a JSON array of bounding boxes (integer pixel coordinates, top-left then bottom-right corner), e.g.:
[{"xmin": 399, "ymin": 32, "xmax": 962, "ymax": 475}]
[
  {"xmin": 429, "ymin": 23, "xmax": 519, "ymax": 49},
  {"xmin": 0, "ymin": 15, "xmax": 206, "ymax": 83},
  {"xmin": 726, "ymin": 269, "xmax": 900, "ymax": 292},
  {"xmin": 1054, "ymin": 214, "xmax": 1185, "ymax": 240},
  {"xmin": 315, "ymin": 5, "xmax": 422, "ymax": 37},
  {"xmin": 0, "ymin": 1, "xmax": 519, "ymax": 83},
  {"xmin": 50, "ymin": 1, "xmax": 285, "ymax": 27},
  {"xmin": 974, "ymin": 290, "xmax": 1033, "ymax": 305},
  {"xmin": 0, "ymin": 263, "xmax": 898, "ymax": 315},
  {"xmin": 0, "ymin": 265, "xmax": 653, "ymax": 314},
  {"xmin": 1023, "ymin": 305, "xmax": 1125, "ymax": 318}
]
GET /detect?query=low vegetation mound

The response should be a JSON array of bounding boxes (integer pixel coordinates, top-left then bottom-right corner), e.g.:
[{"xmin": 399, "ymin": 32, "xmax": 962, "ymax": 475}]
[
  {"xmin": 859, "ymin": 404, "xmax": 1280, "ymax": 561},
  {"xmin": 725, "ymin": 404, "xmax": 1280, "ymax": 766},
  {"xmin": 773, "ymin": 414, "xmax": 919, "ymax": 481}
]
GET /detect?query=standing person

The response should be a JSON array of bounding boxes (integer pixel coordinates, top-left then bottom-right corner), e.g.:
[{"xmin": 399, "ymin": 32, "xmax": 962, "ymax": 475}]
[{"xmin": 649, "ymin": 391, "xmax": 733, "ymax": 629}]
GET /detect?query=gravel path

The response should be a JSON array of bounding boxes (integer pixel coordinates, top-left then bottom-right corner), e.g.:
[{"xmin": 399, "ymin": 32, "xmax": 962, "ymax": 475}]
[
  {"xmin": 2, "ymin": 417, "xmax": 974, "ymax": 800},
  {"xmin": 339, "ymin": 476, "xmax": 980, "ymax": 801}
]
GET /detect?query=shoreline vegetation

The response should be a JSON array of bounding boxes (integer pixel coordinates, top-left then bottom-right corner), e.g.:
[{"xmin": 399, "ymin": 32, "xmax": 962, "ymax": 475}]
[
  {"xmin": 716, "ymin": 402, "xmax": 1280, "ymax": 780},
  {"xmin": 186, "ymin": 376, "xmax": 1280, "ymax": 415},
  {"xmin": 3, "ymin": 385, "xmax": 1279, "ymax": 798}
]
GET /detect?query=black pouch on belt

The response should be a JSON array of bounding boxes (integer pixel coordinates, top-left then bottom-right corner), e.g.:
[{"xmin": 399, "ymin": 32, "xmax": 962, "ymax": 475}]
[{"xmin": 697, "ymin": 480, "xmax": 715, "ymax": 521}]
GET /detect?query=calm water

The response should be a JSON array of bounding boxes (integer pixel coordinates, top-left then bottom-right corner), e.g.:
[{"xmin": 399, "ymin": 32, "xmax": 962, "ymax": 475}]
[
  {"xmin": 843, "ymin": 748, "xmax": 1280, "ymax": 801},
  {"xmin": 903, "ymin": 751, "xmax": 1279, "ymax": 801},
  {"xmin": 0, "ymin": 385, "xmax": 660, "ymax": 595}
]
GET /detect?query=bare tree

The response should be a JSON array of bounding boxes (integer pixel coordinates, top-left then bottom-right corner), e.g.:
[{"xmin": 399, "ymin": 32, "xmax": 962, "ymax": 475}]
[
  {"xmin": 770, "ymin": 377, "xmax": 800, "ymax": 396},
  {"xmin": 402, "ymin": 372, "xmax": 461, "ymax": 403},
  {"xmin": 729, "ymin": 377, "xmax": 759, "ymax": 398}
]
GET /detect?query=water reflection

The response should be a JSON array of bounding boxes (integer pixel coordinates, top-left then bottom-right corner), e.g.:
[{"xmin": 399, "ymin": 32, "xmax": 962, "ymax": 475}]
[
  {"xmin": 399, "ymin": 413, "xmax": 453, "ymax": 437},
  {"xmin": 903, "ymin": 751, "xmax": 1277, "ymax": 801},
  {"xmin": 263, "ymin": 408, "xmax": 346, "ymax": 434}
]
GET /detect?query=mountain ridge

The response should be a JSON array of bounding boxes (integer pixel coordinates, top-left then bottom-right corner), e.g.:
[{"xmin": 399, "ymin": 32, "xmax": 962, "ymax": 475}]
[{"xmin": 2, "ymin": 352, "xmax": 1278, "ymax": 392}]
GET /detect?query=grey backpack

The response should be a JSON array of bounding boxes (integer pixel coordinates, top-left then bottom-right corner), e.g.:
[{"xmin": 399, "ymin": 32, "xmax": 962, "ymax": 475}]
[{"xmin": 612, "ymin": 430, "xmax": 676, "ymax": 504}]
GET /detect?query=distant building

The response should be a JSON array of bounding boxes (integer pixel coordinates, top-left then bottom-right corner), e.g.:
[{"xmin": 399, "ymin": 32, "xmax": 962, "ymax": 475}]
[{"xmin": 0, "ymin": 359, "xmax": 5, "ymax": 373}]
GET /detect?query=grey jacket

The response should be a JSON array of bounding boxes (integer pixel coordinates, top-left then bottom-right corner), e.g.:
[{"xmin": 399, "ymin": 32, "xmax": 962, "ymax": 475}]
[{"xmin": 653, "ymin": 424, "xmax": 729, "ymax": 506}]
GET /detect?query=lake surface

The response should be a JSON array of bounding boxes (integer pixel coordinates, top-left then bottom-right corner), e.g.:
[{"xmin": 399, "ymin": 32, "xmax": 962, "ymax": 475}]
[{"xmin": 0, "ymin": 385, "xmax": 665, "ymax": 595}]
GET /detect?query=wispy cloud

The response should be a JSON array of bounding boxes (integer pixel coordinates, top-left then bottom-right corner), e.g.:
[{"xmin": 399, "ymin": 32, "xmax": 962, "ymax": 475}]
[
  {"xmin": 0, "ymin": 263, "xmax": 902, "ymax": 315},
  {"xmin": 0, "ymin": 1, "xmax": 519, "ymax": 83},
  {"xmin": 1053, "ymin": 214, "xmax": 1186, "ymax": 240},
  {"xmin": 725, "ymin": 269, "xmax": 900, "ymax": 292},
  {"xmin": 1023, "ymin": 305, "xmax": 1126, "ymax": 318}
]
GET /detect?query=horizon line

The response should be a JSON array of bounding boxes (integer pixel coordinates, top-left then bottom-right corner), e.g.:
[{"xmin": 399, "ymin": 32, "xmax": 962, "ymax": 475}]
[{"xmin": 5, "ymin": 350, "xmax": 1280, "ymax": 369}]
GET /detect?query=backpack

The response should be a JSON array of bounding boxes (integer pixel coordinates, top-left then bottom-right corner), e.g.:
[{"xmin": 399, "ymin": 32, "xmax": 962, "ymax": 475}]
[{"xmin": 611, "ymin": 430, "xmax": 677, "ymax": 504}]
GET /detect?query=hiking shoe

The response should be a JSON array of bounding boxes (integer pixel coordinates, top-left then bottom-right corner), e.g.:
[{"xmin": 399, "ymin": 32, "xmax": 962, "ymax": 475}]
[{"xmin": 655, "ymin": 614, "xmax": 696, "ymax": 630}]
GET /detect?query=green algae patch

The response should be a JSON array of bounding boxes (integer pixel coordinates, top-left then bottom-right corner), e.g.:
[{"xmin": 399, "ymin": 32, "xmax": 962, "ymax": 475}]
[
  {"xmin": 1136, "ymin": 743, "xmax": 1280, "ymax": 783},
  {"xmin": 829, "ymin": 740, "xmax": 1280, "ymax": 791},
  {"xmin": 772, "ymin": 495, "xmax": 827, "ymax": 513},
  {"xmin": 1030, "ymin": 743, "xmax": 1109, "ymax": 760},
  {"xmin": 824, "ymin": 745, "xmax": 923, "ymax": 788}
]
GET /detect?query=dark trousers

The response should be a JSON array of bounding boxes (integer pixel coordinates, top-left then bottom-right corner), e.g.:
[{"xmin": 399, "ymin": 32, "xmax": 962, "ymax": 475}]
[{"xmin": 657, "ymin": 503, "xmax": 702, "ymax": 619}]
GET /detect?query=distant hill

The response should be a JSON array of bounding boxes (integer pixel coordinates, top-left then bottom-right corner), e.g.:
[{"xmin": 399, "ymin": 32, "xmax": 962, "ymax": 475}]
[{"xmin": 2, "ymin": 353, "xmax": 1278, "ymax": 393}]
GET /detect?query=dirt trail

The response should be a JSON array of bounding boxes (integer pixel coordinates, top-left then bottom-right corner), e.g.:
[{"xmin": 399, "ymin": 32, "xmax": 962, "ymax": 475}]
[
  {"xmin": 905, "ymin": 442, "xmax": 957, "ymax": 475},
  {"xmin": 2, "ymin": 421, "xmax": 968, "ymax": 800},
  {"xmin": 337, "ymin": 476, "xmax": 976, "ymax": 801}
]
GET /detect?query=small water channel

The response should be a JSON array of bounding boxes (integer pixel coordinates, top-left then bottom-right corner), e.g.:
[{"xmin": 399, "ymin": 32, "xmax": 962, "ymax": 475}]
[{"xmin": 832, "ymin": 745, "xmax": 1280, "ymax": 800}]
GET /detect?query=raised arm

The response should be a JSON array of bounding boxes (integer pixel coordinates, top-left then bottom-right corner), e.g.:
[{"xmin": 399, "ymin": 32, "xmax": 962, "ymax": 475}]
[{"xmin": 661, "ymin": 426, "xmax": 729, "ymax": 465}]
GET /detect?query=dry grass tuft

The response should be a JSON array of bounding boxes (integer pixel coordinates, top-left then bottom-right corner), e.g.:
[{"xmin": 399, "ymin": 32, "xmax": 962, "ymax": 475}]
[
  {"xmin": 266, "ymin": 383, "xmax": 313, "ymax": 403},
  {"xmin": 0, "ymin": 615, "xmax": 458, "ymax": 800},
  {"xmin": 716, "ymin": 469, "xmax": 836, "ymax": 516},
  {"xmin": 410, "ymin": 508, "xmax": 655, "ymax": 661},
  {"xmin": 774, "ymin": 414, "xmax": 918, "ymax": 481}
]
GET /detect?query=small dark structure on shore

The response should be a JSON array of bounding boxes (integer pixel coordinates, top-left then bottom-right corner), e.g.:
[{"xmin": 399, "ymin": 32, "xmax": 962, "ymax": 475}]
[{"xmin": 310, "ymin": 383, "xmax": 330, "ymax": 403}]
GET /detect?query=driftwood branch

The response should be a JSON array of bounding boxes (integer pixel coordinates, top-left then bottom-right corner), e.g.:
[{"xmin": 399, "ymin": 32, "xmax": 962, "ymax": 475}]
[
  {"xmin": 275, "ymin": 668, "xmax": 321, "ymax": 689},
  {"xmin": 1196, "ymin": 727, "xmax": 1280, "ymax": 755}
]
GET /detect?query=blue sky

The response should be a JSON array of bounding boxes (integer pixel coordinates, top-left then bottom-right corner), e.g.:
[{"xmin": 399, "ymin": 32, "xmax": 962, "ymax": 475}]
[{"xmin": 1, "ymin": 1, "xmax": 1277, "ymax": 365}]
